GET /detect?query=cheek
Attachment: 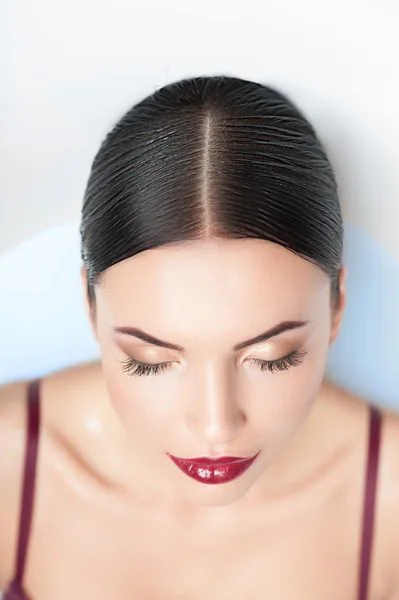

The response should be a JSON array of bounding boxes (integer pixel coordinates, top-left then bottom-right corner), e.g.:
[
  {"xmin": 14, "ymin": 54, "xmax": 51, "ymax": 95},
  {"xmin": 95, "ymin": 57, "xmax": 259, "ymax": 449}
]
[
  {"xmin": 247, "ymin": 332, "xmax": 330, "ymax": 449},
  {"xmin": 98, "ymin": 340, "xmax": 177, "ymax": 444}
]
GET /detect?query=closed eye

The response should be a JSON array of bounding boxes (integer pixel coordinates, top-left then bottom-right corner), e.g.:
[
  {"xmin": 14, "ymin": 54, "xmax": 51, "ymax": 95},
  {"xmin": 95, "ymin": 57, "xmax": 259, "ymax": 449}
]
[
  {"xmin": 246, "ymin": 350, "xmax": 307, "ymax": 373},
  {"xmin": 120, "ymin": 357, "xmax": 175, "ymax": 377},
  {"xmin": 120, "ymin": 350, "xmax": 307, "ymax": 378}
]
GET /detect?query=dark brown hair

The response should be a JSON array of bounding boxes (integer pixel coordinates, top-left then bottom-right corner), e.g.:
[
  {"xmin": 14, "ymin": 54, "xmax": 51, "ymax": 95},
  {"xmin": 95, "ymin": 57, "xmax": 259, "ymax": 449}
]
[{"xmin": 81, "ymin": 75, "xmax": 343, "ymax": 304}]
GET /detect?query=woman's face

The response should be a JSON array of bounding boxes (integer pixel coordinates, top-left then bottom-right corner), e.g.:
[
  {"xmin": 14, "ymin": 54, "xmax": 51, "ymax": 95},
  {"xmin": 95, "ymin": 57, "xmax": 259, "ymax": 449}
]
[{"xmin": 87, "ymin": 238, "xmax": 345, "ymax": 507}]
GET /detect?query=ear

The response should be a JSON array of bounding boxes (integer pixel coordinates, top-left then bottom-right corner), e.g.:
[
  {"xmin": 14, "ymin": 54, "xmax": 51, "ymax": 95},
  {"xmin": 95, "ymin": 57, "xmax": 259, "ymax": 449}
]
[
  {"xmin": 81, "ymin": 266, "xmax": 99, "ymax": 341},
  {"xmin": 329, "ymin": 266, "xmax": 347, "ymax": 345}
]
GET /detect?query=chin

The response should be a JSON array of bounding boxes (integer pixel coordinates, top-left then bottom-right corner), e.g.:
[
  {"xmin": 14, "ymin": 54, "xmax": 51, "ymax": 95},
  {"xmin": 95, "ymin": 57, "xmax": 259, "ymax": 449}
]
[{"xmin": 175, "ymin": 475, "xmax": 258, "ymax": 508}]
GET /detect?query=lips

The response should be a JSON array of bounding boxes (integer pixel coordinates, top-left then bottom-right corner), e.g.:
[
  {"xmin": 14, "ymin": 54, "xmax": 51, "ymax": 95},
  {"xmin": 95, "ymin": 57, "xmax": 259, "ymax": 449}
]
[{"xmin": 168, "ymin": 453, "xmax": 260, "ymax": 484}]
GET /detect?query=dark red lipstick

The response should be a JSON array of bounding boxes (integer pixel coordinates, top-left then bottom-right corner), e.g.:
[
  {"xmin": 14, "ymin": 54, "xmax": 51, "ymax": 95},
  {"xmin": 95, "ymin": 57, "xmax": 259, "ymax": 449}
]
[{"xmin": 167, "ymin": 453, "xmax": 260, "ymax": 484}]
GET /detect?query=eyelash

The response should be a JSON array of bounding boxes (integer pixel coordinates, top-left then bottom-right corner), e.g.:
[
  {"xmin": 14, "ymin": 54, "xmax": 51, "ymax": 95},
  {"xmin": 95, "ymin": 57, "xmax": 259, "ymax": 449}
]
[{"xmin": 120, "ymin": 350, "xmax": 307, "ymax": 378}]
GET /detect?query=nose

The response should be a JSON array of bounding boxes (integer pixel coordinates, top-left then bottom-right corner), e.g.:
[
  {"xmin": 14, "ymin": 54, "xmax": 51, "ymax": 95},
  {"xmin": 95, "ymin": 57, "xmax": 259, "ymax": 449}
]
[{"xmin": 185, "ymin": 367, "xmax": 246, "ymax": 447}]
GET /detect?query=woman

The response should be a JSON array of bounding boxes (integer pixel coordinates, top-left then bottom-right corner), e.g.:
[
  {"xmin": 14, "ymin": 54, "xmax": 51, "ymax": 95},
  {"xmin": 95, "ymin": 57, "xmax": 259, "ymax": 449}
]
[{"xmin": 0, "ymin": 75, "xmax": 398, "ymax": 599}]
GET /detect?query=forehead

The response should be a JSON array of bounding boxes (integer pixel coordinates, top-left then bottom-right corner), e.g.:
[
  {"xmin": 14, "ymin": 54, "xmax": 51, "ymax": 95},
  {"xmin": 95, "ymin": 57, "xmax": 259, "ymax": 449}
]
[{"xmin": 97, "ymin": 240, "xmax": 329, "ymax": 330}]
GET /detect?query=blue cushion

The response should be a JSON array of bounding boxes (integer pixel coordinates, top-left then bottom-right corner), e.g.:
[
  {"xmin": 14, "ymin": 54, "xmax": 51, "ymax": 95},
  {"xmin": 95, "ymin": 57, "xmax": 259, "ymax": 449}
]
[
  {"xmin": 0, "ymin": 221, "xmax": 99, "ymax": 383},
  {"xmin": 327, "ymin": 223, "xmax": 399, "ymax": 410}
]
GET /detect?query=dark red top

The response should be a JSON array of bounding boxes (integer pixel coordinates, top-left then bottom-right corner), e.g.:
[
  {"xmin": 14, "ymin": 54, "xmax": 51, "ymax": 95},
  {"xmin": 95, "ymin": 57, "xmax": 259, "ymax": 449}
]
[{"xmin": 4, "ymin": 379, "xmax": 383, "ymax": 599}]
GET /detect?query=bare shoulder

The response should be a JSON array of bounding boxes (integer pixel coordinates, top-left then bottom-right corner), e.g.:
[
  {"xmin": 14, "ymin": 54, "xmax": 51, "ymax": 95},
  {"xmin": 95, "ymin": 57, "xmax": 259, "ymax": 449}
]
[
  {"xmin": 0, "ymin": 363, "xmax": 105, "ymax": 586},
  {"xmin": 375, "ymin": 406, "xmax": 399, "ymax": 596},
  {"xmin": 0, "ymin": 379, "xmax": 30, "ymax": 585},
  {"xmin": 0, "ymin": 378, "xmax": 30, "ymax": 483},
  {"xmin": 326, "ymin": 383, "xmax": 399, "ymax": 596},
  {"xmin": 335, "ymin": 380, "xmax": 399, "ymax": 596}
]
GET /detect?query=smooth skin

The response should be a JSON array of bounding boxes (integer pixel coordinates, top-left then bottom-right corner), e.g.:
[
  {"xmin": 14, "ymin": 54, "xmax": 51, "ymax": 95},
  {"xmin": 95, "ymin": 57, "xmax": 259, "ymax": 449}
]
[{"xmin": 1, "ymin": 238, "xmax": 398, "ymax": 599}]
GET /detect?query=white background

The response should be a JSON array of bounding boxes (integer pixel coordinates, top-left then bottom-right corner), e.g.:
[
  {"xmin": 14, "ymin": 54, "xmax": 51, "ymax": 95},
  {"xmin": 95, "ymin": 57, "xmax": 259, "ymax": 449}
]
[{"xmin": 1, "ymin": 0, "xmax": 398, "ymax": 260}]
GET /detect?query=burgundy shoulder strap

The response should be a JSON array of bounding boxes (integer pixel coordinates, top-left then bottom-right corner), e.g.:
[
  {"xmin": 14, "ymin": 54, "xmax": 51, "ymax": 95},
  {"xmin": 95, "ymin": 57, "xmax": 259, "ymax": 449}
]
[
  {"xmin": 13, "ymin": 379, "xmax": 41, "ymax": 587},
  {"xmin": 357, "ymin": 404, "xmax": 382, "ymax": 600}
]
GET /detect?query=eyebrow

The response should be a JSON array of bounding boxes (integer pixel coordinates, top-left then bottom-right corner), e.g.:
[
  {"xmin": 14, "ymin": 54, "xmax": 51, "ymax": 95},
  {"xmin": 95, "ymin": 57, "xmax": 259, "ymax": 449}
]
[{"xmin": 113, "ymin": 320, "xmax": 308, "ymax": 352}]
